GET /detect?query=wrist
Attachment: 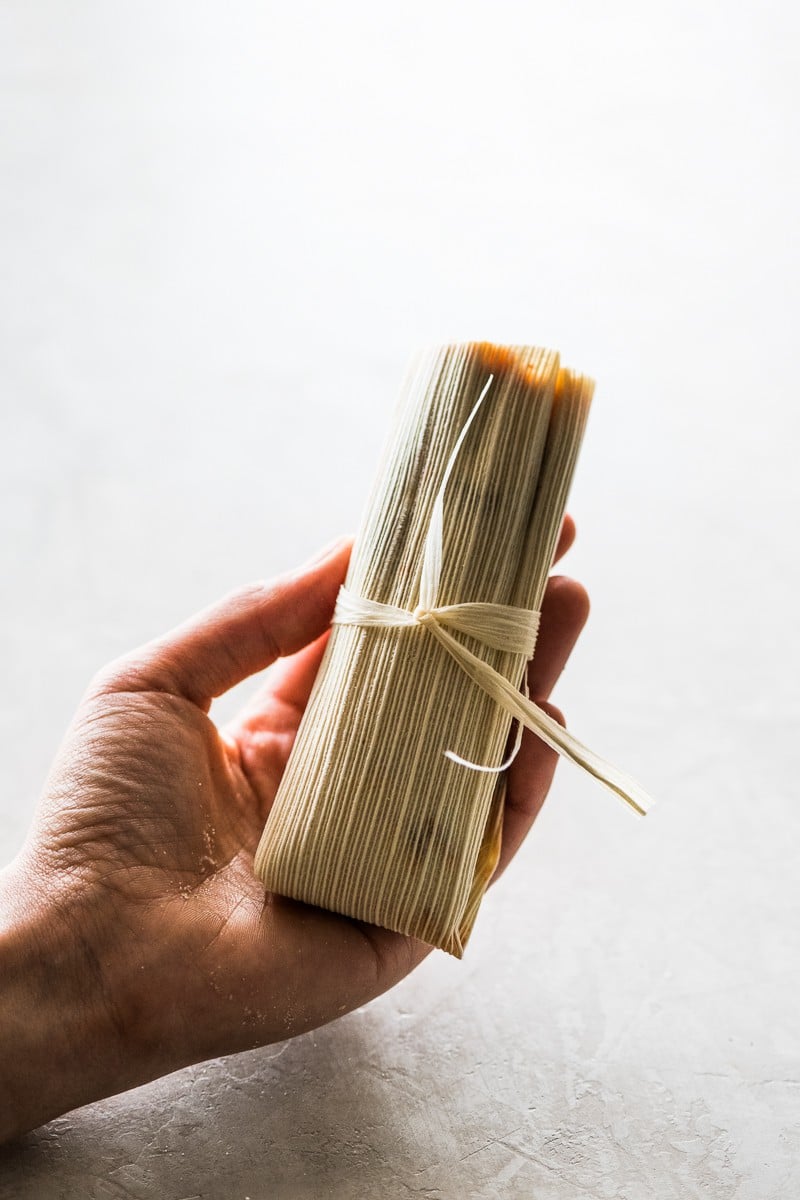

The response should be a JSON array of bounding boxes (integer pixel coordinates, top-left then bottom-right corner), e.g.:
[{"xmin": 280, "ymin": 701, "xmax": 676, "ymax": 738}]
[{"xmin": 0, "ymin": 855, "xmax": 141, "ymax": 1142}]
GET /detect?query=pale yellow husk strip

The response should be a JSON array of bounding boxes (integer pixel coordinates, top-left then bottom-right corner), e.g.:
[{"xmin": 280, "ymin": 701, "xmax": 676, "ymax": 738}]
[{"xmin": 254, "ymin": 343, "xmax": 626, "ymax": 956}]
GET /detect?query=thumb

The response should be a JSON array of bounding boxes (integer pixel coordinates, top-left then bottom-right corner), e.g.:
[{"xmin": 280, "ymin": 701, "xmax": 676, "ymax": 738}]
[{"xmin": 92, "ymin": 537, "xmax": 353, "ymax": 709}]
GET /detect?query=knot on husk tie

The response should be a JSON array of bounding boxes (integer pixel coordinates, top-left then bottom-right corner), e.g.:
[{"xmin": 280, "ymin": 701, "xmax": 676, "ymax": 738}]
[{"xmin": 333, "ymin": 376, "xmax": 652, "ymax": 816}]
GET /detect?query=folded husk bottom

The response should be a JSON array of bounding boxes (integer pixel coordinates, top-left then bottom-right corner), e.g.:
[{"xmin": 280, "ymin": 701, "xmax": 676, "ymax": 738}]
[{"xmin": 254, "ymin": 343, "xmax": 592, "ymax": 956}]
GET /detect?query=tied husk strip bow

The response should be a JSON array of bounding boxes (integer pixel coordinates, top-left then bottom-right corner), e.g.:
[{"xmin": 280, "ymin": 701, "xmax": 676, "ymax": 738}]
[{"xmin": 333, "ymin": 376, "xmax": 652, "ymax": 817}]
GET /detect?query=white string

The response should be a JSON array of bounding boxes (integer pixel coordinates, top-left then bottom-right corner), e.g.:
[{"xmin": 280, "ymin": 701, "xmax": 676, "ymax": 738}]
[{"xmin": 332, "ymin": 376, "xmax": 653, "ymax": 816}]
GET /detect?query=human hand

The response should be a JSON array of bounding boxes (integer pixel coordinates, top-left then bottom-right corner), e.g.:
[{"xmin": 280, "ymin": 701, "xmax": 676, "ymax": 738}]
[{"xmin": 0, "ymin": 521, "xmax": 588, "ymax": 1141}]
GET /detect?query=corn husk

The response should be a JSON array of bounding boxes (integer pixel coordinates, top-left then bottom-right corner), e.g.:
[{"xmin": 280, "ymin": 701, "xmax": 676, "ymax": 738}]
[{"xmin": 254, "ymin": 343, "xmax": 593, "ymax": 955}]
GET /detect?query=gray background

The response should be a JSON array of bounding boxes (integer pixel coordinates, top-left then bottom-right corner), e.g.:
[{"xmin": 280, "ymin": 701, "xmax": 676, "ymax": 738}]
[{"xmin": 1, "ymin": 2, "xmax": 798, "ymax": 1197}]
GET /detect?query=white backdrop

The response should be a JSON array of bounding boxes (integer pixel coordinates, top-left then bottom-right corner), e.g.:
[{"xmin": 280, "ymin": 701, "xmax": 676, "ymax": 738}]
[{"xmin": 1, "ymin": 3, "xmax": 798, "ymax": 1197}]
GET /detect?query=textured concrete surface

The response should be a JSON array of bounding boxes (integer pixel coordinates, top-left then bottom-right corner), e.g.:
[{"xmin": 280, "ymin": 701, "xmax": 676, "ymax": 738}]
[{"xmin": 1, "ymin": 2, "xmax": 799, "ymax": 1197}]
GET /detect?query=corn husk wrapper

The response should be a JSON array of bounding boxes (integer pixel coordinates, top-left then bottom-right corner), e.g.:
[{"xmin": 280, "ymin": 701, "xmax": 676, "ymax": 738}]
[{"xmin": 254, "ymin": 343, "xmax": 634, "ymax": 956}]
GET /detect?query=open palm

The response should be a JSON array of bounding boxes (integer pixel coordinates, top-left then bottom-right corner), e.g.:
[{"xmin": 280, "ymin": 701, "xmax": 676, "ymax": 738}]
[{"xmin": 7, "ymin": 524, "xmax": 588, "ymax": 1132}]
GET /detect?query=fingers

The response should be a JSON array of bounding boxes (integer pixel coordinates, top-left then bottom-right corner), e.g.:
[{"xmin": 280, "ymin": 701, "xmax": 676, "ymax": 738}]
[
  {"xmin": 552, "ymin": 513, "xmax": 576, "ymax": 564},
  {"xmin": 528, "ymin": 575, "xmax": 590, "ymax": 698},
  {"xmin": 245, "ymin": 630, "xmax": 332, "ymax": 722},
  {"xmin": 226, "ymin": 629, "xmax": 332, "ymax": 753},
  {"xmin": 492, "ymin": 701, "xmax": 565, "ymax": 880},
  {"xmin": 492, "ymin": 573, "xmax": 590, "ymax": 881},
  {"xmin": 93, "ymin": 538, "xmax": 353, "ymax": 709},
  {"xmin": 90, "ymin": 515, "xmax": 574, "ymax": 716},
  {"xmin": 234, "ymin": 515, "xmax": 573, "ymax": 732}
]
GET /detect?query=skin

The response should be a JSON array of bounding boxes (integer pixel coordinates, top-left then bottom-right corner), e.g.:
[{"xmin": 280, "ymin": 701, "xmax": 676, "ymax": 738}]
[{"xmin": 0, "ymin": 518, "xmax": 589, "ymax": 1143}]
